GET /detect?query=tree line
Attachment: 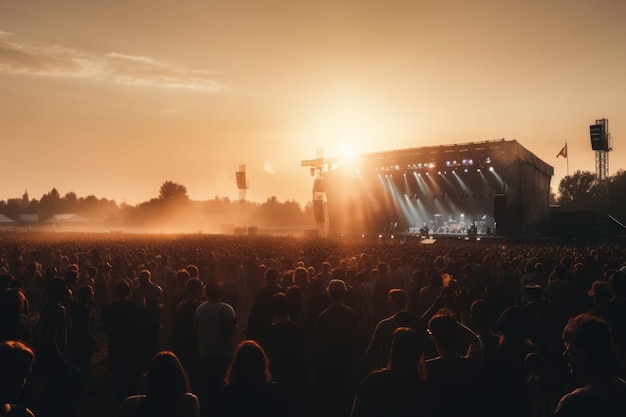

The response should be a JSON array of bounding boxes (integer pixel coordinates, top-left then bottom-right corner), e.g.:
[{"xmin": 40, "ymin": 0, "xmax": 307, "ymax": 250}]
[
  {"xmin": 0, "ymin": 181, "xmax": 316, "ymax": 231},
  {"xmin": 554, "ymin": 169, "xmax": 626, "ymax": 225},
  {"xmin": 2, "ymin": 171, "xmax": 625, "ymax": 231}
]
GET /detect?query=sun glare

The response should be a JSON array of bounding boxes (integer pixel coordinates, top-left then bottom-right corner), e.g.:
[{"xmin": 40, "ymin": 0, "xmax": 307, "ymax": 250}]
[
  {"xmin": 339, "ymin": 141, "xmax": 360, "ymax": 166},
  {"xmin": 298, "ymin": 93, "xmax": 390, "ymax": 161}
]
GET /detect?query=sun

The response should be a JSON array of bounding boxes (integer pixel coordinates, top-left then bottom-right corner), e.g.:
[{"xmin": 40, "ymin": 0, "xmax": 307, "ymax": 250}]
[
  {"xmin": 338, "ymin": 138, "xmax": 360, "ymax": 166},
  {"xmin": 296, "ymin": 91, "xmax": 400, "ymax": 165}
]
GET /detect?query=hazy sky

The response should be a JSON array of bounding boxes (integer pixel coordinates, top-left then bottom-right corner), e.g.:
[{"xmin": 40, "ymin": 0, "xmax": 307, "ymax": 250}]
[{"xmin": 1, "ymin": 0, "xmax": 624, "ymax": 206}]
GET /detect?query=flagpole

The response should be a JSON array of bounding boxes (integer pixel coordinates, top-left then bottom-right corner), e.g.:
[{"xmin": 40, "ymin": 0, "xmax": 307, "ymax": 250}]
[{"xmin": 566, "ymin": 143, "xmax": 569, "ymax": 177}]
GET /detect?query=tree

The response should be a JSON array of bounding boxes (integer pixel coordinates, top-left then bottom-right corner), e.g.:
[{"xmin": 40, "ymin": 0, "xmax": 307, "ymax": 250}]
[
  {"xmin": 38, "ymin": 188, "xmax": 62, "ymax": 218},
  {"xmin": 62, "ymin": 192, "xmax": 78, "ymax": 213},
  {"xmin": 158, "ymin": 181, "xmax": 189, "ymax": 201},
  {"xmin": 609, "ymin": 170, "xmax": 626, "ymax": 224},
  {"xmin": 556, "ymin": 170, "xmax": 598, "ymax": 208}
]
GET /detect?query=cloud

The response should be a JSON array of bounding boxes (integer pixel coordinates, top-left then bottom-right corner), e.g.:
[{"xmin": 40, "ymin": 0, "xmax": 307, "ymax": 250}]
[{"xmin": 0, "ymin": 32, "xmax": 222, "ymax": 92}]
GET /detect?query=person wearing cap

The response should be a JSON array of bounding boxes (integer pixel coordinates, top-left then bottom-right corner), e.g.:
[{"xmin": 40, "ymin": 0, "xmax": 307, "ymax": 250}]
[{"xmin": 313, "ymin": 279, "xmax": 361, "ymax": 417}]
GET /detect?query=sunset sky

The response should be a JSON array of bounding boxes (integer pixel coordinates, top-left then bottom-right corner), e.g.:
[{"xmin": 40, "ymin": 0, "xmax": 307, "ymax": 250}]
[{"xmin": 1, "ymin": 0, "xmax": 624, "ymax": 207}]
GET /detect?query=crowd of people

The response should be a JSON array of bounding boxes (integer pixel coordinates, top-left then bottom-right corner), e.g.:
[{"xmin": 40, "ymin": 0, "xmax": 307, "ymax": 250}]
[{"xmin": 0, "ymin": 230, "xmax": 625, "ymax": 417}]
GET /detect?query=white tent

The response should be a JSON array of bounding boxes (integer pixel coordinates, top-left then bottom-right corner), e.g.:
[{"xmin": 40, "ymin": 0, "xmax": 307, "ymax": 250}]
[
  {"xmin": 20, "ymin": 214, "xmax": 39, "ymax": 223},
  {"xmin": 0, "ymin": 214, "xmax": 15, "ymax": 223},
  {"xmin": 47, "ymin": 214, "xmax": 90, "ymax": 223}
]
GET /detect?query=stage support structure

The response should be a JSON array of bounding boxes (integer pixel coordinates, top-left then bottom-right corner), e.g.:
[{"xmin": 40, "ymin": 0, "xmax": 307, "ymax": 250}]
[
  {"xmin": 301, "ymin": 148, "xmax": 336, "ymax": 237},
  {"xmin": 236, "ymin": 164, "xmax": 248, "ymax": 228},
  {"xmin": 590, "ymin": 118, "xmax": 612, "ymax": 242}
]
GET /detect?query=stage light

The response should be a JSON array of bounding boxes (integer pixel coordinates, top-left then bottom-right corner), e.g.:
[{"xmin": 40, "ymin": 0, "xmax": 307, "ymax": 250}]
[
  {"xmin": 489, "ymin": 167, "xmax": 494, "ymax": 172},
  {"xmin": 464, "ymin": 169, "xmax": 468, "ymax": 173},
  {"xmin": 477, "ymin": 169, "xmax": 481, "ymax": 172}
]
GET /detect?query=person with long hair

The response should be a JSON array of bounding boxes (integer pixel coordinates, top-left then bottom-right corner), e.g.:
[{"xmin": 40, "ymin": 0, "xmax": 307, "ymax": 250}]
[
  {"xmin": 216, "ymin": 340, "xmax": 289, "ymax": 417},
  {"xmin": 116, "ymin": 351, "xmax": 199, "ymax": 417},
  {"xmin": 352, "ymin": 327, "xmax": 433, "ymax": 417}
]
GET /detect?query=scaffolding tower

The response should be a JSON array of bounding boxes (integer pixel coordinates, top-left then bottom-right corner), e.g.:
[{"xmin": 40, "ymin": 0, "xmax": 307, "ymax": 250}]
[
  {"xmin": 235, "ymin": 164, "xmax": 248, "ymax": 227},
  {"xmin": 301, "ymin": 148, "xmax": 336, "ymax": 236},
  {"xmin": 590, "ymin": 118, "xmax": 612, "ymax": 242}
]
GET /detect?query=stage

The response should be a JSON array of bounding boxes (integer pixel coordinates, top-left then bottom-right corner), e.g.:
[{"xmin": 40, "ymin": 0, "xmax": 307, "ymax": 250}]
[{"xmin": 316, "ymin": 139, "xmax": 553, "ymax": 238}]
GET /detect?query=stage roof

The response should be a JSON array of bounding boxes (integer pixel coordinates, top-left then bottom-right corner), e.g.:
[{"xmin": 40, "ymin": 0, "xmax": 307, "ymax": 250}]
[{"xmin": 342, "ymin": 139, "xmax": 553, "ymax": 177}]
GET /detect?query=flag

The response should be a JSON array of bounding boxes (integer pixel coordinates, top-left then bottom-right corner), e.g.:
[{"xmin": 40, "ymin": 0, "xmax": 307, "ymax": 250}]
[{"xmin": 557, "ymin": 143, "xmax": 567, "ymax": 158}]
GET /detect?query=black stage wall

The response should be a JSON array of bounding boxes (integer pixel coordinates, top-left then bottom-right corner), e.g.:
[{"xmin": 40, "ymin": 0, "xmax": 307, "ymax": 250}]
[{"xmin": 322, "ymin": 140, "xmax": 553, "ymax": 237}]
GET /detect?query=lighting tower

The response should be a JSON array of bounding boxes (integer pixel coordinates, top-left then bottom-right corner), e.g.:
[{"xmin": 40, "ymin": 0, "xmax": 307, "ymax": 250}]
[
  {"xmin": 301, "ymin": 148, "xmax": 336, "ymax": 236},
  {"xmin": 589, "ymin": 118, "xmax": 612, "ymax": 242},
  {"xmin": 235, "ymin": 164, "xmax": 248, "ymax": 227}
]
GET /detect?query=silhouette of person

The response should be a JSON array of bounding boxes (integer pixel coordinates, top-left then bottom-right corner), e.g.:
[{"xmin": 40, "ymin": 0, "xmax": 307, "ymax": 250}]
[
  {"xmin": 426, "ymin": 310, "xmax": 484, "ymax": 417},
  {"xmin": 35, "ymin": 278, "xmax": 78, "ymax": 417},
  {"xmin": 116, "ymin": 350, "xmax": 199, "ymax": 417},
  {"xmin": 102, "ymin": 280, "xmax": 153, "ymax": 410},
  {"xmin": 216, "ymin": 340, "xmax": 289, "ymax": 417},
  {"xmin": 0, "ymin": 340, "xmax": 36, "ymax": 417},
  {"xmin": 313, "ymin": 279, "xmax": 361, "ymax": 417},
  {"xmin": 194, "ymin": 280, "xmax": 237, "ymax": 417},
  {"xmin": 132, "ymin": 270, "xmax": 163, "ymax": 355},
  {"xmin": 68, "ymin": 285, "xmax": 97, "ymax": 384},
  {"xmin": 607, "ymin": 271, "xmax": 626, "ymax": 366},
  {"xmin": 371, "ymin": 263, "xmax": 392, "ymax": 325},
  {"xmin": 555, "ymin": 312, "xmax": 626, "ymax": 417},
  {"xmin": 245, "ymin": 268, "xmax": 283, "ymax": 340},
  {"xmin": 364, "ymin": 289, "xmax": 422, "ymax": 371},
  {"xmin": 171, "ymin": 277, "xmax": 204, "ymax": 391},
  {"xmin": 0, "ymin": 288, "xmax": 34, "ymax": 346},
  {"xmin": 258, "ymin": 293, "xmax": 309, "ymax": 416},
  {"xmin": 352, "ymin": 327, "xmax": 434, "ymax": 417},
  {"xmin": 417, "ymin": 268, "xmax": 442, "ymax": 316}
]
